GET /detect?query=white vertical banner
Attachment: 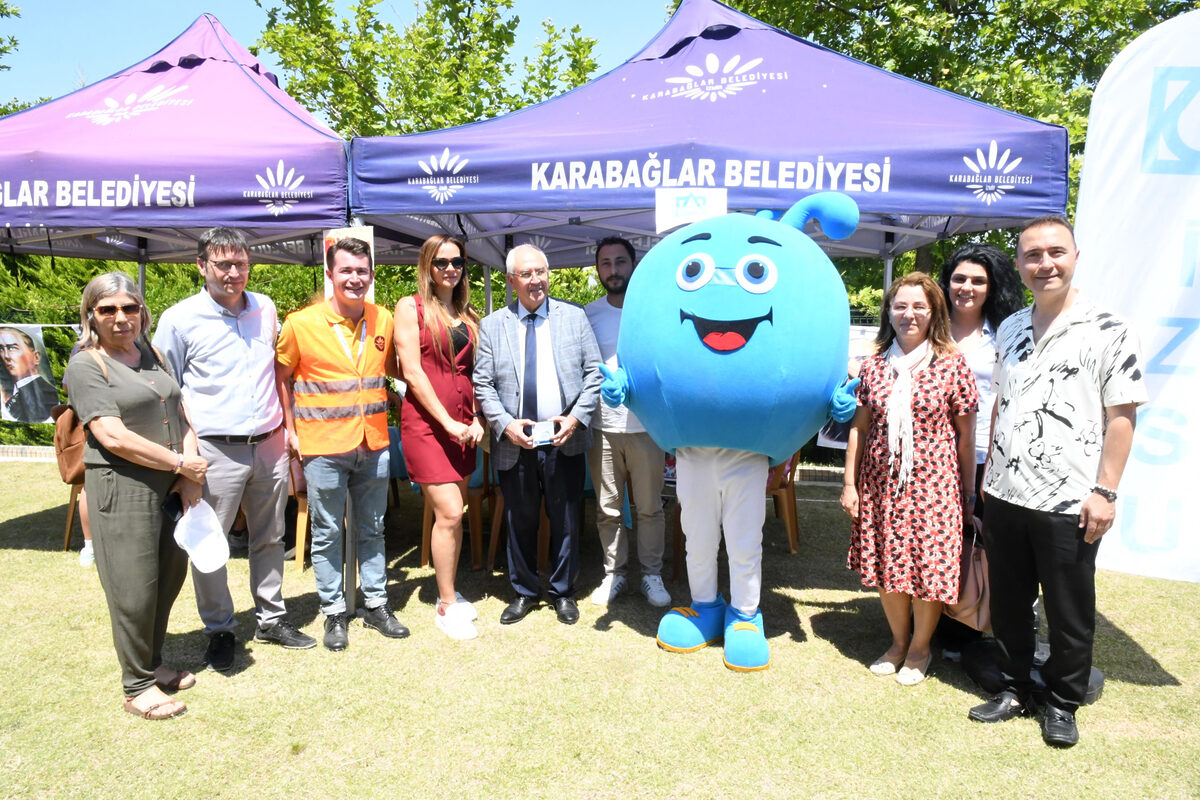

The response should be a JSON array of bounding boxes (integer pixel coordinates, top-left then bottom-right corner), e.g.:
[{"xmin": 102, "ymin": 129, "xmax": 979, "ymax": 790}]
[{"xmin": 1075, "ymin": 10, "xmax": 1200, "ymax": 582}]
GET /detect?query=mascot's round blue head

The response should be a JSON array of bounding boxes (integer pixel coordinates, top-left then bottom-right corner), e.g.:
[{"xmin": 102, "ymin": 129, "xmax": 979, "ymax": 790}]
[{"xmin": 617, "ymin": 192, "xmax": 859, "ymax": 464}]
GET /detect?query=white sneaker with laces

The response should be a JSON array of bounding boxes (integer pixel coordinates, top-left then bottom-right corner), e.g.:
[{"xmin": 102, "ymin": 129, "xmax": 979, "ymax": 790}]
[
  {"xmin": 79, "ymin": 542, "xmax": 95, "ymax": 567},
  {"xmin": 589, "ymin": 573, "xmax": 627, "ymax": 606},
  {"xmin": 435, "ymin": 602, "xmax": 478, "ymax": 640},
  {"xmin": 640, "ymin": 574, "xmax": 670, "ymax": 607},
  {"xmin": 439, "ymin": 593, "xmax": 478, "ymax": 621}
]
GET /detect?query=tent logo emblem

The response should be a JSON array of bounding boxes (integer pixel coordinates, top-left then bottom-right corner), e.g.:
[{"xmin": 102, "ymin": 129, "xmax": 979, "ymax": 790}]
[
  {"xmin": 646, "ymin": 53, "xmax": 785, "ymax": 103},
  {"xmin": 410, "ymin": 148, "xmax": 479, "ymax": 204},
  {"xmin": 66, "ymin": 85, "xmax": 192, "ymax": 126},
  {"xmin": 244, "ymin": 160, "xmax": 313, "ymax": 216},
  {"xmin": 950, "ymin": 141, "xmax": 1031, "ymax": 205}
]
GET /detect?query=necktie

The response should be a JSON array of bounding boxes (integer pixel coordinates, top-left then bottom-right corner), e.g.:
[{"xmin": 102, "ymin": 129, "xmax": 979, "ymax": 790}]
[{"xmin": 522, "ymin": 313, "xmax": 538, "ymax": 421}]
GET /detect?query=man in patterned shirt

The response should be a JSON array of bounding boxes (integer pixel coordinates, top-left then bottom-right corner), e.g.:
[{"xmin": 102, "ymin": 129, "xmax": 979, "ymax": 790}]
[{"xmin": 968, "ymin": 215, "xmax": 1145, "ymax": 748}]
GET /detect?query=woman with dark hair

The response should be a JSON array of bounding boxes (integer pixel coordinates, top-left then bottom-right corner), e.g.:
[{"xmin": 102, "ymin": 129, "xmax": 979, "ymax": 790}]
[
  {"xmin": 841, "ymin": 272, "xmax": 979, "ymax": 685},
  {"xmin": 933, "ymin": 243, "xmax": 1026, "ymax": 654},
  {"xmin": 64, "ymin": 272, "xmax": 208, "ymax": 719},
  {"xmin": 937, "ymin": 243, "xmax": 1025, "ymax": 476},
  {"xmin": 394, "ymin": 235, "xmax": 484, "ymax": 640}
]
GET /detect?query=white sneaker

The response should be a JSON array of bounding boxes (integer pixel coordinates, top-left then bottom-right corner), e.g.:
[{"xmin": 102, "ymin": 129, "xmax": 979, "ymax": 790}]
[
  {"xmin": 435, "ymin": 602, "xmax": 478, "ymax": 640},
  {"xmin": 590, "ymin": 574, "xmax": 627, "ymax": 606},
  {"xmin": 79, "ymin": 543, "xmax": 94, "ymax": 567},
  {"xmin": 438, "ymin": 594, "xmax": 478, "ymax": 621},
  {"xmin": 640, "ymin": 574, "xmax": 671, "ymax": 607}
]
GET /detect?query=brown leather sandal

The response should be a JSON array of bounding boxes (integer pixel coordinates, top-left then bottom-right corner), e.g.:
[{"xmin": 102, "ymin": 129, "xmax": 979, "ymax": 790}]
[
  {"xmin": 124, "ymin": 696, "xmax": 187, "ymax": 720},
  {"xmin": 154, "ymin": 668, "xmax": 196, "ymax": 692}
]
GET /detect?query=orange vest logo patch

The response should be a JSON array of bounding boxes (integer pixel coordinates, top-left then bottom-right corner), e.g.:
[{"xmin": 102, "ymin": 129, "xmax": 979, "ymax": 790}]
[{"xmin": 374, "ymin": 335, "xmax": 386, "ymax": 351}]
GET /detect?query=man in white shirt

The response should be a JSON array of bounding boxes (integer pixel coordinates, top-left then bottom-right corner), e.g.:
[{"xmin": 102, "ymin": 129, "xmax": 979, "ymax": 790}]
[
  {"xmin": 154, "ymin": 228, "xmax": 316, "ymax": 671},
  {"xmin": 584, "ymin": 237, "xmax": 669, "ymax": 608},
  {"xmin": 969, "ymin": 216, "xmax": 1145, "ymax": 748},
  {"xmin": 473, "ymin": 244, "xmax": 602, "ymax": 626}
]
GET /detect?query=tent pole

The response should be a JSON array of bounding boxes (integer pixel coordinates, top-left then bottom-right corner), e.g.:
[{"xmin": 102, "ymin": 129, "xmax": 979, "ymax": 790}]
[
  {"xmin": 883, "ymin": 256, "xmax": 894, "ymax": 290},
  {"xmin": 484, "ymin": 265, "xmax": 493, "ymax": 314},
  {"xmin": 138, "ymin": 237, "xmax": 148, "ymax": 296}
]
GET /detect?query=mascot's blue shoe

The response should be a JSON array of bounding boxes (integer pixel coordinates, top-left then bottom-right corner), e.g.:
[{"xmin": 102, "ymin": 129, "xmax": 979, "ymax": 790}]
[
  {"xmin": 722, "ymin": 606, "xmax": 770, "ymax": 672},
  {"xmin": 656, "ymin": 596, "xmax": 727, "ymax": 653}
]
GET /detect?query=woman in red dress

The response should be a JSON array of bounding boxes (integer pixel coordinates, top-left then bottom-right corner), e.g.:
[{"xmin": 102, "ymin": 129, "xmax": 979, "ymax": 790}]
[
  {"xmin": 395, "ymin": 235, "xmax": 484, "ymax": 640},
  {"xmin": 841, "ymin": 272, "xmax": 978, "ymax": 685}
]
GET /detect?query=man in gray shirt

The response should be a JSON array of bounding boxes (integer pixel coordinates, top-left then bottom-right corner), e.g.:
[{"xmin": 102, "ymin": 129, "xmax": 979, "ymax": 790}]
[{"xmin": 154, "ymin": 227, "xmax": 315, "ymax": 671}]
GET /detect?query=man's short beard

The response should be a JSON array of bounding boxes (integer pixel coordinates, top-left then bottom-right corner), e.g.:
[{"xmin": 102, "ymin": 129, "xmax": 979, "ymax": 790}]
[{"xmin": 603, "ymin": 276, "xmax": 627, "ymax": 295}]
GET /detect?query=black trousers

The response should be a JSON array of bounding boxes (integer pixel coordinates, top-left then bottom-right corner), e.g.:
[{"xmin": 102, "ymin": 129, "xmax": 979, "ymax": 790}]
[
  {"xmin": 499, "ymin": 446, "xmax": 585, "ymax": 600},
  {"xmin": 983, "ymin": 496, "xmax": 1100, "ymax": 712}
]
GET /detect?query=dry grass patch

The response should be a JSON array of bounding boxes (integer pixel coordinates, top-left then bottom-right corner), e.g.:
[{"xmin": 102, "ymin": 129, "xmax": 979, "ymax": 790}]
[{"xmin": 0, "ymin": 463, "xmax": 1197, "ymax": 799}]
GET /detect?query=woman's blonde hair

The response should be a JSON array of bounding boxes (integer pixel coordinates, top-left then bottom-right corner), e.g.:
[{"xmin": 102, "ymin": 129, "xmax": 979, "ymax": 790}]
[
  {"xmin": 874, "ymin": 272, "xmax": 956, "ymax": 358},
  {"xmin": 416, "ymin": 235, "xmax": 479, "ymax": 364},
  {"xmin": 78, "ymin": 272, "xmax": 152, "ymax": 350}
]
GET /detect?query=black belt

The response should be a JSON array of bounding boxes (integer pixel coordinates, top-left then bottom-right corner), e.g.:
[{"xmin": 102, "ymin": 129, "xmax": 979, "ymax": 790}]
[{"xmin": 200, "ymin": 425, "xmax": 281, "ymax": 445}]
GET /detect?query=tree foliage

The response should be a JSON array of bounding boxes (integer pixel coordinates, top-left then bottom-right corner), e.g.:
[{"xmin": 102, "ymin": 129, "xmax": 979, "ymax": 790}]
[
  {"xmin": 253, "ymin": 0, "xmax": 599, "ymax": 137},
  {"xmin": 714, "ymin": 0, "xmax": 1198, "ymax": 314},
  {"xmin": 724, "ymin": 0, "xmax": 1196, "ymax": 207}
]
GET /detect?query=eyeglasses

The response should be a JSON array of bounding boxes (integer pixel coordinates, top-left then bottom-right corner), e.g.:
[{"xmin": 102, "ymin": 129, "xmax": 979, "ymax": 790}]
[
  {"xmin": 431, "ymin": 257, "xmax": 466, "ymax": 269},
  {"xmin": 207, "ymin": 259, "xmax": 250, "ymax": 273},
  {"xmin": 890, "ymin": 303, "xmax": 931, "ymax": 315},
  {"xmin": 93, "ymin": 303, "xmax": 141, "ymax": 318},
  {"xmin": 514, "ymin": 268, "xmax": 549, "ymax": 281}
]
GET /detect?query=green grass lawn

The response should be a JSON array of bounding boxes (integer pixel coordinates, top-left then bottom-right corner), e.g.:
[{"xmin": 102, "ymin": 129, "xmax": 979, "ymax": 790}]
[{"xmin": 1, "ymin": 461, "xmax": 1197, "ymax": 799}]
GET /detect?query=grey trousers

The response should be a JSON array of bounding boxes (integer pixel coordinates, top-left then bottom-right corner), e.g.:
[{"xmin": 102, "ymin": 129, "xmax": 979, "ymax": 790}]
[
  {"xmin": 191, "ymin": 428, "xmax": 290, "ymax": 634},
  {"xmin": 87, "ymin": 464, "xmax": 188, "ymax": 697},
  {"xmin": 586, "ymin": 430, "xmax": 666, "ymax": 577}
]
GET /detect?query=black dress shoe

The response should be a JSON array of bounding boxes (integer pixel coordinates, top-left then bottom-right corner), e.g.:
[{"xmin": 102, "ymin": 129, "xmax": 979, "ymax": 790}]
[
  {"xmin": 361, "ymin": 603, "xmax": 411, "ymax": 639},
  {"xmin": 553, "ymin": 596, "xmax": 579, "ymax": 625},
  {"xmin": 968, "ymin": 691, "xmax": 1034, "ymax": 723},
  {"xmin": 323, "ymin": 613, "xmax": 348, "ymax": 651},
  {"xmin": 204, "ymin": 631, "xmax": 236, "ymax": 672},
  {"xmin": 500, "ymin": 595, "xmax": 538, "ymax": 624},
  {"xmin": 1040, "ymin": 704, "xmax": 1079, "ymax": 747}
]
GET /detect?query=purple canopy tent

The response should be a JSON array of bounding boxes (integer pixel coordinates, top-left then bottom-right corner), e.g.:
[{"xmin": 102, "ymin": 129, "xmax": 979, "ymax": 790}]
[
  {"xmin": 0, "ymin": 14, "xmax": 347, "ymax": 270},
  {"xmin": 351, "ymin": 0, "xmax": 1067, "ymax": 306}
]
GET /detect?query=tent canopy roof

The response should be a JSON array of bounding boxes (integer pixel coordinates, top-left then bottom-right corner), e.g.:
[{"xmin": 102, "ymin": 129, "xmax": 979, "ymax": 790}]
[
  {"xmin": 0, "ymin": 14, "xmax": 347, "ymax": 264},
  {"xmin": 352, "ymin": 0, "xmax": 1067, "ymax": 267}
]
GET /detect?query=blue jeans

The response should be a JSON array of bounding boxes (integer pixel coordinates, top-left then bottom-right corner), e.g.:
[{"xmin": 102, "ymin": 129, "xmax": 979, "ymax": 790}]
[{"xmin": 303, "ymin": 444, "xmax": 390, "ymax": 615}]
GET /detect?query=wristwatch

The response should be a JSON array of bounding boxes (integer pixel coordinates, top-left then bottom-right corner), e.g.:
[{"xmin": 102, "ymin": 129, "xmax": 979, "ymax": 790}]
[{"xmin": 1091, "ymin": 484, "xmax": 1117, "ymax": 502}]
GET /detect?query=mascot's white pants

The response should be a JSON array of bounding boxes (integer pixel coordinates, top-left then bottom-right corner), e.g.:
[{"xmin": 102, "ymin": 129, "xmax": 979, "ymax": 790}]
[{"xmin": 676, "ymin": 446, "xmax": 767, "ymax": 616}]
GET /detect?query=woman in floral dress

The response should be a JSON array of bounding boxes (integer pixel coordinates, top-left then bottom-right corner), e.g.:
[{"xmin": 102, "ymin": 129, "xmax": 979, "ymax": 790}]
[{"xmin": 841, "ymin": 272, "xmax": 979, "ymax": 686}]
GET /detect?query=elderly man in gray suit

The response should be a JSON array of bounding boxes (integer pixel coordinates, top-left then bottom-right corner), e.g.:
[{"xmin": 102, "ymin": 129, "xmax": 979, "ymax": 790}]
[{"xmin": 474, "ymin": 244, "xmax": 603, "ymax": 625}]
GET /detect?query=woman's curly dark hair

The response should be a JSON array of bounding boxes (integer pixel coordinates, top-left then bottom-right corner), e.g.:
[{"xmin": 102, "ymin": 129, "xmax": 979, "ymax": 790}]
[{"xmin": 938, "ymin": 243, "xmax": 1026, "ymax": 330}]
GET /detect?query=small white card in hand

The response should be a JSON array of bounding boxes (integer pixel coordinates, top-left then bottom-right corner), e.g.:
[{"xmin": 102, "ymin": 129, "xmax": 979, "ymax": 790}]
[{"xmin": 530, "ymin": 420, "xmax": 555, "ymax": 446}]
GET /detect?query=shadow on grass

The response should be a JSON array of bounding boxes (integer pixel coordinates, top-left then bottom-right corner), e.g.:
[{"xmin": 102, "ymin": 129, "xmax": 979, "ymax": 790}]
[{"xmin": 0, "ymin": 503, "xmax": 74, "ymax": 552}]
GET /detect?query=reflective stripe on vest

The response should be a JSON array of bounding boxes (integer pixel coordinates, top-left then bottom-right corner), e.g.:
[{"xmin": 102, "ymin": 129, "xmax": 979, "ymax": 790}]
[{"xmin": 286, "ymin": 302, "xmax": 393, "ymax": 457}]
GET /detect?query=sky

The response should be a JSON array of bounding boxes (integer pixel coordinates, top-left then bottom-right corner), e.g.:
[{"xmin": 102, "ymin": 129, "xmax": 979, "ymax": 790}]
[{"xmin": 0, "ymin": 0, "xmax": 674, "ymax": 104}]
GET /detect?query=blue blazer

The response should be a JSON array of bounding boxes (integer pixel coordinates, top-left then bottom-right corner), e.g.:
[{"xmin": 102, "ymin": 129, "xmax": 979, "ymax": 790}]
[{"xmin": 473, "ymin": 297, "xmax": 602, "ymax": 471}]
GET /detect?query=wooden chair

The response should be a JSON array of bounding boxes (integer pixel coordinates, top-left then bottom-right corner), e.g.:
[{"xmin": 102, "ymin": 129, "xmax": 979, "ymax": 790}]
[
  {"xmin": 670, "ymin": 449, "xmax": 804, "ymax": 580},
  {"xmin": 485, "ymin": 486, "xmax": 551, "ymax": 575},
  {"xmin": 766, "ymin": 450, "xmax": 803, "ymax": 554},
  {"xmin": 419, "ymin": 451, "xmax": 488, "ymax": 571},
  {"xmin": 63, "ymin": 484, "xmax": 82, "ymax": 551},
  {"xmin": 290, "ymin": 457, "xmax": 310, "ymax": 572}
]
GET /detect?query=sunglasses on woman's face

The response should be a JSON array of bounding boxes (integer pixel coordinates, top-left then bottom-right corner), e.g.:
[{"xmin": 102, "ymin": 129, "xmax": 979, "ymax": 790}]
[
  {"xmin": 431, "ymin": 257, "xmax": 467, "ymax": 269},
  {"xmin": 93, "ymin": 303, "xmax": 141, "ymax": 318}
]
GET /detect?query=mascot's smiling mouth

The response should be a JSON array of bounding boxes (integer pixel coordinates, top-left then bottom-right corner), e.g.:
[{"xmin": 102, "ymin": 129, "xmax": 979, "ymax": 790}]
[{"xmin": 680, "ymin": 308, "xmax": 773, "ymax": 353}]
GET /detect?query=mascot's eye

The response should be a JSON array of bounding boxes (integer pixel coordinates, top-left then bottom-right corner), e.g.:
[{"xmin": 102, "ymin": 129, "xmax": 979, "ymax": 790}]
[
  {"xmin": 734, "ymin": 255, "xmax": 778, "ymax": 294},
  {"xmin": 675, "ymin": 252, "xmax": 715, "ymax": 291}
]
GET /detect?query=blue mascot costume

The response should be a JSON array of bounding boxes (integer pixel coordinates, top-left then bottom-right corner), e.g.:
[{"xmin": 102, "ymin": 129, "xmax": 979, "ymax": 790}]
[{"xmin": 600, "ymin": 192, "xmax": 860, "ymax": 671}]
